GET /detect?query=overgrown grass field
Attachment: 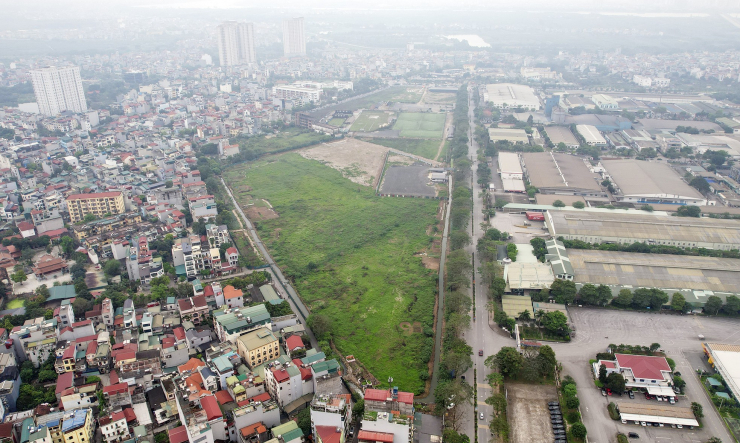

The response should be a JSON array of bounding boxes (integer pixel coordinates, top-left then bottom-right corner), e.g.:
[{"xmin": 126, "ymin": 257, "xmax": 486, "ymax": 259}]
[
  {"xmin": 328, "ymin": 118, "xmax": 346, "ymax": 126},
  {"xmin": 362, "ymin": 138, "xmax": 441, "ymax": 160},
  {"xmin": 236, "ymin": 127, "xmax": 331, "ymax": 155},
  {"xmin": 393, "ymin": 113, "xmax": 446, "ymax": 138},
  {"xmin": 6, "ymin": 299, "xmax": 24, "ymax": 309},
  {"xmin": 224, "ymin": 154, "xmax": 439, "ymax": 393},
  {"xmin": 350, "ymin": 111, "xmax": 393, "ymax": 132}
]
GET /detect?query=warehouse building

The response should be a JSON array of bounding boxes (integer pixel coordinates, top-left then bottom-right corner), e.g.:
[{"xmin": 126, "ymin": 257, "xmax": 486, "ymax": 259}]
[
  {"xmin": 544, "ymin": 126, "xmax": 580, "ymax": 150},
  {"xmin": 591, "ymin": 94, "xmax": 619, "ymax": 110},
  {"xmin": 565, "ymin": 114, "xmax": 632, "ymax": 132},
  {"xmin": 576, "ymin": 125, "xmax": 607, "ymax": 147},
  {"xmin": 546, "ymin": 209, "xmax": 740, "ymax": 250},
  {"xmin": 502, "ymin": 295, "xmax": 534, "ymax": 319},
  {"xmin": 498, "ymin": 152, "xmax": 526, "ymax": 193},
  {"xmin": 483, "ymin": 83, "xmax": 541, "ymax": 110},
  {"xmin": 544, "ymin": 239, "xmax": 573, "ymax": 280},
  {"xmin": 616, "ymin": 403, "xmax": 699, "ymax": 428},
  {"xmin": 601, "ymin": 159, "xmax": 707, "ymax": 206},
  {"xmin": 488, "ymin": 128, "xmax": 529, "ymax": 144},
  {"xmin": 504, "ymin": 262, "xmax": 554, "ymax": 295},
  {"xmin": 702, "ymin": 343, "xmax": 740, "ymax": 402},
  {"xmin": 568, "ymin": 249, "xmax": 740, "ymax": 306},
  {"xmin": 521, "ymin": 152, "xmax": 606, "ymax": 197}
]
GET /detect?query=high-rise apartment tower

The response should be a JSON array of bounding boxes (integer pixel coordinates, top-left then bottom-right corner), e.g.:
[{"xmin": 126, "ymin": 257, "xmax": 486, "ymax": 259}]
[
  {"xmin": 29, "ymin": 66, "xmax": 87, "ymax": 116},
  {"xmin": 217, "ymin": 21, "xmax": 257, "ymax": 66},
  {"xmin": 282, "ymin": 17, "xmax": 306, "ymax": 57}
]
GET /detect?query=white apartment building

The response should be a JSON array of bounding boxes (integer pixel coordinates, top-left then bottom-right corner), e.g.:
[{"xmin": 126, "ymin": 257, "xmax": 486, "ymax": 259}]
[
  {"xmin": 217, "ymin": 21, "xmax": 256, "ymax": 66},
  {"xmin": 282, "ymin": 17, "xmax": 306, "ymax": 56},
  {"xmin": 273, "ymin": 84, "xmax": 321, "ymax": 105},
  {"xmin": 30, "ymin": 66, "xmax": 87, "ymax": 116}
]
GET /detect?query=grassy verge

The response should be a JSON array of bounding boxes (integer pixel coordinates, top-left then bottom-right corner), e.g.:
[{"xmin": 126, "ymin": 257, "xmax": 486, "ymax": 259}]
[
  {"xmin": 234, "ymin": 127, "xmax": 332, "ymax": 156},
  {"xmin": 224, "ymin": 153, "xmax": 439, "ymax": 392},
  {"xmin": 231, "ymin": 230, "xmax": 265, "ymax": 268},
  {"xmin": 6, "ymin": 299, "xmax": 25, "ymax": 309},
  {"xmin": 362, "ymin": 138, "xmax": 441, "ymax": 160}
]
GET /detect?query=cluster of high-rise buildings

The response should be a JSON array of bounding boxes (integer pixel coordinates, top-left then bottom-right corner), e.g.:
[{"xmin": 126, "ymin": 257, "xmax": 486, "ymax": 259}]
[{"xmin": 217, "ymin": 17, "xmax": 306, "ymax": 67}]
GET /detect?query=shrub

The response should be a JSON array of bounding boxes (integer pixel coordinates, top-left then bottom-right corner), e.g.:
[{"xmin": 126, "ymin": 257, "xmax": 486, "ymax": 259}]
[
  {"xmin": 571, "ymin": 422, "xmax": 587, "ymax": 439},
  {"xmin": 566, "ymin": 396, "xmax": 580, "ymax": 409},
  {"xmin": 617, "ymin": 434, "xmax": 629, "ymax": 443},
  {"xmin": 566, "ymin": 410, "xmax": 581, "ymax": 424},
  {"xmin": 608, "ymin": 402, "xmax": 620, "ymax": 420}
]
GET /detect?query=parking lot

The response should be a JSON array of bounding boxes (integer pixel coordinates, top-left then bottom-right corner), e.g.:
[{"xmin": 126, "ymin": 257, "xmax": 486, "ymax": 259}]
[
  {"xmin": 506, "ymin": 384, "xmax": 559, "ymax": 443},
  {"xmin": 549, "ymin": 308, "xmax": 737, "ymax": 443}
]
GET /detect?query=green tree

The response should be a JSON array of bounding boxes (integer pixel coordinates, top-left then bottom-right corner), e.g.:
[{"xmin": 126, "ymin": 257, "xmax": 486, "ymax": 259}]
[
  {"xmin": 596, "ymin": 285, "xmax": 613, "ymax": 306},
  {"xmin": 352, "ymin": 399, "xmax": 365, "ymax": 420},
  {"xmin": 518, "ymin": 310, "xmax": 531, "ymax": 321},
  {"xmin": 673, "ymin": 375, "xmax": 686, "ymax": 391},
  {"xmin": 493, "ymin": 347, "xmax": 524, "ymax": 378},
  {"xmin": 296, "ymin": 408, "xmax": 311, "ymax": 436},
  {"xmin": 550, "ymin": 279, "xmax": 576, "ymax": 305},
  {"xmin": 103, "ymin": 259, "xmax": 121, "ymax": 277},
  {"xmin": 450, "ymin": 230, "xmax": 471, "ymax": 250},
  {"xmin": 705, "ymin": 296, "xmax": 723, "ymax": 315},
  {"xmin": 571, "ymin": 423, "xmax": 587, "ymax": 439},
  {"xmin": 38, "ymin": 370, "xmax": 57, "ymax": 383},
  {"xmin": 11, "ymin": 269, "xmax": 27, "ymax": 285},
  {"xmin": 605, "ymin": 372, "xmax": 626, "ymax": 394},
  {"xmin": 537, "ymin": 345, "xmax": 557, "ymax": 377},
  {"xmin": 598, "ymin": 364, "xmax": 608, "ymax": 385},
  {"xmin": 165, "ymin": 180, "xmax": 173, "ymax": 188},
  {"xmin": 613, "ymin": 289, "xmax": 633, "ymax": 307},
  {"xmin": 649, "ymin": 343, "xmax": 661, "ymax": 352},
  {"xmin": 671, "ymin": 293, "xmax": 686, "ymax": 312},
  {"xmin": 307, "ymin": 314, "xmax": 332, "ymax": 340},
  {"xmin": 573, "ymin": 201, "xmax": 585, "ymax": 209},
  {"xmin": 83, "ymin": 213, "xmax": 97, "ymax": 223},
  {"xmin": 691, "ymin": 401, "xmax": 704, "ymax": 418},
  {"xmin": 485, "ymin": 393, "xmax": 508, "ymax": 416},
  {"xmin": 541, "ymin": 311, "xmax": 569, "ymax": 336},
  {"xmin": 552, "ymin": 200, "xmax": 565, "ymax": 208},
  {"xmin": 724, "ymin": 295, "xmax": 740, "ymax": 315},
  {"xmin": 566, "ymin": 396, "xmax": 580, "ymax": 409},
  {"xmin": 578, "ymin": 284, "xmax": 599, "ymax": 305}
]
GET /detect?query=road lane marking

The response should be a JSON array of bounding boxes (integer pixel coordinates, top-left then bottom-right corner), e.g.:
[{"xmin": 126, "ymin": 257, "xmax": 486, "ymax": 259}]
[
  {"xmin": 478, "ymin": 384, "xmax": 492, "ymax": 389},
  {"xmin": 477, "ymin": 401, "xmax": 488, "ymax": 406},
  {"xmin": 478, "ymin": 424, "xmax": 489, "ymax": 429}
]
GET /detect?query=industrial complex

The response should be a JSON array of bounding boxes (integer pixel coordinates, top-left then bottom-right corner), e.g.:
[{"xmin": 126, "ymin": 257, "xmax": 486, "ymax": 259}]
[
  {"xmin": 568, "ymin": 249, "xmax": 740, "ymax": 305},
  {"xmin": 521, "ymin": 152, "xmax": 606, "ymax": 198},
  {"xmin": 483, "ymin": 83, "xmax": 541, "ymax": 110},
  {"xmin": 601, "ymin": 159, "xmax": 707, "ymax": 206},
  {"xmin": 545, "ymin": 209, "xmax": 740, "ymax": 250}
]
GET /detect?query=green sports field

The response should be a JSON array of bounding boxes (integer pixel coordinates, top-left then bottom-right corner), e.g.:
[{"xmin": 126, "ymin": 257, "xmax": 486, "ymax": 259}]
[
  {"xmin": 328, "ymin": 117, "xmax": 346, "ymax": 126},
  {"xmin": 393, "ymin": 113, "xmax": 446, "ymax": 138},
  {"xmin": 350, "ymin": 111, "xmax": 393, "ymax": 132}
]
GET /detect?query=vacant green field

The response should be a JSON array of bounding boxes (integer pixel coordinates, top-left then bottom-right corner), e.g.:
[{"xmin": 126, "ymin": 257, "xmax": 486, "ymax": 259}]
[
  {"xmin": 362, "ymin": 138, "xmax": 441, "ymax": 161},
  {"xmin": 393, "ymin": 113, "xmax": 446, "ymax": 138},
  {"xmin": 6, "ymin": 299, "xmax": 24, "ymax": 309},
  {"xmin": 236, "ymin": 127, "xmax": 332, "ymax": 155},
  {"xmin": 392, "ymin": 88, "xmax": 424, "ymax": 103},
  {"xmin": 224, "ymin": 154, "xmax": 438, "ymax": 393},
  {"xmin": 350, "ymin": 111, "xmax": 393, "ymax": 133},
  {"xmin": 328, "ymin": 117, "xmax": 346, "ymax": 126}
]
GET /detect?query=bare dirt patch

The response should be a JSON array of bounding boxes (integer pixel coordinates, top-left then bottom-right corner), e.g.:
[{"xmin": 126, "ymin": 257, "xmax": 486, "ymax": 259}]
[
  {"xmin": 399, "ymin": 321, "xmax": 423, "ymax": 335},
  {"xmin": 421, "ymin": 256, "xmax": 440, "ymax": 271},
  {"xmin": 246, "ymin": 205, "xmax": 278, "ymax": 220},
  {"xmin": 507, "ymin": 383, "xmax": 559, "ymax": 443},
  {"xmin": 300, "ymin": 139, "xmax": 389, "ymax": 187},
  {"xmin": 386, "ymin": 153, "xmax": 416, "ymax": 166}
]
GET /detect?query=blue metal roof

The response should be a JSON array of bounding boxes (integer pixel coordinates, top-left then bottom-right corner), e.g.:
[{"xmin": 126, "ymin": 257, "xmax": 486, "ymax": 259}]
[{"xmin": 61, "ymin": 409, "xmax": 89, "ymax": 433}]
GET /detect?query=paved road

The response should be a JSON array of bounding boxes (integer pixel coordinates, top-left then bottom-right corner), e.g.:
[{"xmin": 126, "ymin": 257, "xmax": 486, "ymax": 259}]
[
  {"xmin": 458, "ymin": 85, "xmax": 516, "ymax": 443},
  {"xmin": 221, "ymin": 177, "xmax": 319, "ymax": 350}
]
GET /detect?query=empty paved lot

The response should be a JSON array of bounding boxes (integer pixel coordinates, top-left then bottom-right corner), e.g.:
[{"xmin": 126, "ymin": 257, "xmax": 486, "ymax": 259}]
[
  {"xmin": 549, "ymin": 308, "xmax": 737, "ymax": 443},
  {"xmin": 507, "ymin": 384, "xmax": 559, "ymax": 443}
]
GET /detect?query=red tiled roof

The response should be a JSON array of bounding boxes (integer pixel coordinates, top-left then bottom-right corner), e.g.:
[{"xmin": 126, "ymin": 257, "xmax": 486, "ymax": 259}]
[
  {"xmin": 192, "ymin": 294, "xmax": 207, "ymax": 308},
  {"xmin": 358, "ymin": 430, "xmax": 394, "ymax": 443},
  {"xmin": 103, "ymin": 382, "xmax": 129, "ymax": 395},
  {"xmin": 286, "ymin": 335, "xmax": 304, "ymax": 351},
  {"xmin": 615, "ymin": 354, "xmax": 671, "ymax": 380},
  {"xmin": 241, "ymin": 422, "xmax": 268, "ymax": 437},
  {"xmin": 397, "ymin": 391, "xmax": 414, "ymax": 405},
  {"xmin": 162, "ymin": 337, "xmax": 175, "ymax": 349},
  {"xmin": 215, "ymin": 390, "xmax": 233, "ymax": 405},
  {"xmin": 87, "ymin": 341, "xmax": 98, "ymax": 355},
  {"xmin": 72, "ymin": 320, "xmax": 91, "ymax": 328},
  {"xmin": 169, "ymin": 426, "xmax": 189, "ymax": 443},
  {"xmin": 109, "ymin": 370, "xmax": 119, "ymax": 384},
  {"xmin": 17, "ymin": 221, "xmax": 34, "ymax": 232},
  {"xmin": 223, "ymin": 285, "xmax": 243, "ymax": 300},
  {"xmin": 178, "ymin": 358, "xmax": 205, "ymax": 374},
  {"xmin": 247, "ymin": 392, "xmax": 271, "ymax": 404},
  {"xmin": 178, "ymin": 298, "xmax": 193, "ymax": 311},
  {"xmin": 201, "ymin": 395, "xmax": 222, "ymax": 421},
  {"xmin": 364, "ymin": 389, "xmax": 390, "ymax": 402},
  {"xmin": 66, "ymin": 191, "xmax": 122, "ymax": 200},
  {"xmin": 122, "ymin": 407, "xmax": 137, "ymax": 423},
  {"xmin": 226, "ymin": 247, "xmax": 238, "ymax": 255},
  {"xmin": 598, "ymin": 360, "xmax": 617, "ymax": 369},
  {"xmin": 317, "ymin": 426, "xmax": 343, "ymax": 443},
  {"xmin": 271, "ymin": 368, "xmax": 289, "ymax": 383},
  {"xmin": 203, "ymin": 285, "xmax": 214, "ymax": 297},
  {"xmin": 173, "ymin": 326, "xmax": 186, "ymax": 341},
  {"xmin": 56, "ymin": 371, "xmax": 74, "ymax": 395}
]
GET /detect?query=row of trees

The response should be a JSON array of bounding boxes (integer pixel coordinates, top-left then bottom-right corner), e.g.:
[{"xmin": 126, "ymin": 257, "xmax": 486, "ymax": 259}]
[
  {"xmin": 434, "ymin": 85, "xmax": 474, "ymax": 437},
  {"xmin": 558, "ymin": 236, "xmax": 740, "ymax": 260}
]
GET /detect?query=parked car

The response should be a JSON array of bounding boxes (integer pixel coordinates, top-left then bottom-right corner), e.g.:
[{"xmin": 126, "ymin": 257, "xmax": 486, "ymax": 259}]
[
  {"xmin": 629, "ymin": 391, "xmax": 635, "ymax": 399},
  {"xmin": 640, "ymin": 422, "xmax": 647, "ymax": 427},
  {"xmin": 552, "ymin": 425, "xmax": 564, "ymax": 430},
  {"xmin": 628, "ymin": 432, "xmax": 640, "ymax": 439},
  {"xmin": 606, "ymin": 388, "xmax": 613, "ymax": 396},
  {"xmin": 677, "ymin": 425, "xmax": 683, "ymax": 429},
  {"xmin": 551, "ymin": 420, "xmax": 563, "ymax": 425},
  {"xmin": 602, "ymin": 389, "xmax": 607, "ymax": 396},
  {"xmin": 548, "ymin": 402, "xmax": 559, "ymax": 406},
  {"xmin": 480, "ymin": 413, "xmax": 484, "ymax": 420},
  {"xmin": 669, "ymin": 398, "xmax": 676, "ymax": 404}
]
